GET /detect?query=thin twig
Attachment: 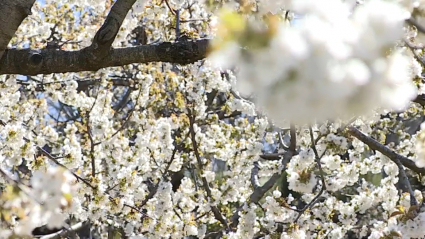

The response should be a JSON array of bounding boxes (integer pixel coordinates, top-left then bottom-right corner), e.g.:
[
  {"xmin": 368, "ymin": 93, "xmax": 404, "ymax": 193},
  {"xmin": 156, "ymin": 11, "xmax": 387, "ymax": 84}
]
[
  {"xmin": 294, "ymin": 126, "xmax": 327, "ymax": 222},
  {"xmin": 188, "ymin": 108, "xmax": 229, "ymax": 229},
  {"xmin": 289, "ymin": 123, "xmax": 296, "ymax": 152},
  {"xmin": 37, "ymin": 146, "xmax": 96, "ymax": 190},
  {"xmin": 404, "ymin": 39, "xmax": 425, "ymax": 66},
  {"xmin": 175, "ymin": 9, "xmax": 181, "ymax": 39},
  {"xmin": 86, "ymin": 89, "xmax": 99, "ymax": 176},
  {"xmin": 37, "ymin": 145, "xmax": 151, "ymax": 218},
  {"xmin": 162, "ymin": 0, "xmax": 176, "ymax": 14},
  {"xmin": 106, "ymin": 85, "xmax": 144, "ymax": 141},
  {"xmin": 139, "ymin": 145, "xmax": 180, "ymax": 207}
]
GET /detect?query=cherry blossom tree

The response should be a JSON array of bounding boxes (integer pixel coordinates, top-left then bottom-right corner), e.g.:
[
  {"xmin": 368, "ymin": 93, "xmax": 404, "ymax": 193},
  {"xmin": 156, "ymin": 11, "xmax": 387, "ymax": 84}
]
[{"xmin": 2, "ymin": 0, "xmax": 425, "ymax": 238}]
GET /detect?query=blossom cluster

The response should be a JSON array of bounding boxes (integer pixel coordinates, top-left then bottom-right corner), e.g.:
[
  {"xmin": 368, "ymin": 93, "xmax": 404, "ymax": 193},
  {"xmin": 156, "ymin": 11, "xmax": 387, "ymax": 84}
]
[
  {"xmin": 2, "ymin": 0, "xmax": 425, "ymax": 238},
  {"xmin": 210, "ymin": 0, "xmax": 418, "ymax": 124},
  {"xmin": 0, "ymin": 167, "xmax": 76, "ymax": 237}
]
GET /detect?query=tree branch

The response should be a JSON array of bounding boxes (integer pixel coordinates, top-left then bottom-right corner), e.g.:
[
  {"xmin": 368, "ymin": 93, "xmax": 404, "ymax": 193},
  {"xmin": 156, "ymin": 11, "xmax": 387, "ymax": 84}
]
[
  {"xmin": 86, "ymin": 92, "xmax": 99, "ymax": 176},
  {"xmin": 188, "ymin": 109, "xmax": 229, "ymax": 229},
  {"xmin": 230, "ymin": 147, "xmax": 295, "ymax": 229},
  {"xmin": 289, "ymin": 123, "xmax": 296, "ymax": 152},
  {"xmin": 347, "ymin": 126, "xmax": 425, "ymax": 175},
  {"xmin": 294, "ymin": 126, "xmax": 327, "ymax": 222},
  {"xmin": 0, "ymin": 0, "xmax": 35, "ymax": 60},
  {"xmin": 0, "ymin": 39, "xmax": 209, "ymax": 75},
  {"xmin": 259, "ymin": 153, "xmax": 285, "ymax": 160},
  {"xmin": 89, "ymin": 0, "xmax": 137, "ymax": 59}
]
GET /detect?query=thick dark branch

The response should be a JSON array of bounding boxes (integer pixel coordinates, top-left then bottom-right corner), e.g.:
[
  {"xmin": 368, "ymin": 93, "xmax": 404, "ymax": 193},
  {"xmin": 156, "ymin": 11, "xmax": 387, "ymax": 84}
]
[
  {"xmin": 250, "ymin": 151, "xmax": 293, "ymax": 203},
  {"xmin": 249, "ymin": 173, "xmax": 281, "ymax": 203},
  {"xmin": 396, "ymin": 157, "xmax": 418, "ymax": 206},
  {"xmin": 0, "ymin": 39, "xmax": 209, "ymax": 75},
  {"xmin": 89, "ymin": 0, "xmax": 136, "ymax": 59},
  {"xmin": 259, "ymin": 153, "xmax": 284, "ymax": 160},
  {"xmin": 0, "ymin": 0, "xmax": 35, "ymax": 60},
  {"xmin": 347, "ymin": 126, "xmax": 425, "ymax": 175},
  {"xmin": 228, "ymin": 173, "xmax": 280, "ymax": 230}
]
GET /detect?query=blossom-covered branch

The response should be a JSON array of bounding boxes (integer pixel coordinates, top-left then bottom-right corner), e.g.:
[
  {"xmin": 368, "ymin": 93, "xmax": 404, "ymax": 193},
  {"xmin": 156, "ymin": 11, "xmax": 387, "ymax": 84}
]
[
  {"xmin": 230, "ymin": 128, "xmax": 296, "ymax": 229},
  {"xmin": 188, "ymin": 109, "xmax": 229, "ymax": 229},
  {"xmin": 347, "ymin": 126, "xmax": 425, "ymax": 175},
  {"xmin": 4, "ymin": 0, "xmax": 425, "ymax": 238}
]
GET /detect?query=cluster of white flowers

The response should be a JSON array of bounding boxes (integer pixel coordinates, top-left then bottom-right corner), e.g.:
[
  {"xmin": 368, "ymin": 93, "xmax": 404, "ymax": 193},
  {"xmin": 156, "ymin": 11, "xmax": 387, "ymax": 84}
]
[
  {"xmin": 30, "ymin": 168, "xmax": 76, "ymax": 228},
  {"xmin": 287, "ymin": 149, "xmax": 317, "ymax": 193},
  {"xmin": 210, "ymin": 0, "xmax": 417, "ymax": 124},
  {"xmin": 3, "ymin": 0, "xmax": 425, "ymax": 238},
  {"xmin": 235, "ymin": 203, "xmax": 260, "ymax": 237},
  {"xmin": 0, "ymin": 168, "xmax": 76, "ymax": 236}
]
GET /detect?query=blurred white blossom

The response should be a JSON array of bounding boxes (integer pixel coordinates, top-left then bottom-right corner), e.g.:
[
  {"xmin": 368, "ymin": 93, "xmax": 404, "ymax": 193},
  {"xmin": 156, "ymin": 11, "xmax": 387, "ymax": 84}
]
[{"xmin": 210, "ymin": 0, "xmax": 417, "ymax": 124}]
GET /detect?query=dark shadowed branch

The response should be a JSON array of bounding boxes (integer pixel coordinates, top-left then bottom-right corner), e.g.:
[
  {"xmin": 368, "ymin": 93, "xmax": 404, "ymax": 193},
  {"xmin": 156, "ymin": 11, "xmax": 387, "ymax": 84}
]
[
  {"xmin": 347, "ymin": 126, "xmax": 425, "ymax": 175},
  {"xmin": 347, "ymin": 126, "xmax": 420, "ymax": 208},
  {"xmin": 0, "ymin": 0, "xmax": 35, "ymax": 60},
  {"xmin": 89, "ymin": 0, "xmax": 137, "ymax": 59},
  {"xmin": 0, "ymin": 39, "xmax": 210, "ymax": 75},
  {"xmin": 0, "ymin": 0, "xmax": 210, "ymax": 77}
]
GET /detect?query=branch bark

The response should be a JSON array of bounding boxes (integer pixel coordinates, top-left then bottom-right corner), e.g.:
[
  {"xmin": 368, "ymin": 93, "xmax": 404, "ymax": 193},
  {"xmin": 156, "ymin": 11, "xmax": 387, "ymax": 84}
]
[
  {"xmin": 347, "ymin": 126, "xmax": 425, "ymax": 175},
  {"xmin": 0, "ymin": 0, "xmax": 35, "ymax": 60},
  {"xmin": 0, "ymin": 39, "xmax": 209, "ymax": 75},
  {"xmin": 89, "ymin": 0, "xmax": 137, "ymax": 59}
]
